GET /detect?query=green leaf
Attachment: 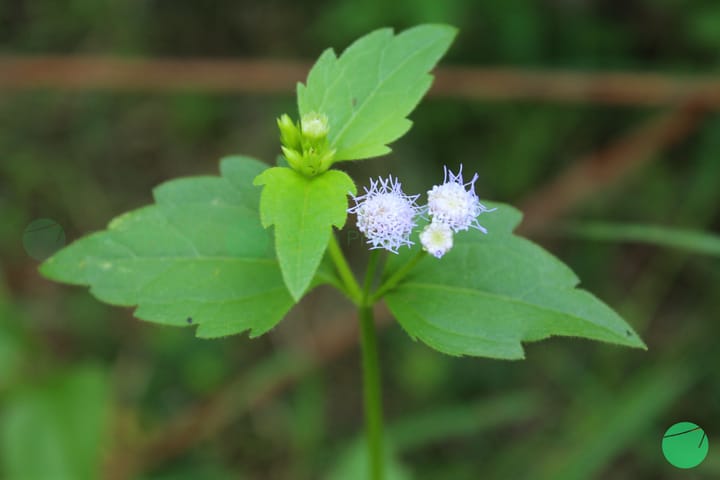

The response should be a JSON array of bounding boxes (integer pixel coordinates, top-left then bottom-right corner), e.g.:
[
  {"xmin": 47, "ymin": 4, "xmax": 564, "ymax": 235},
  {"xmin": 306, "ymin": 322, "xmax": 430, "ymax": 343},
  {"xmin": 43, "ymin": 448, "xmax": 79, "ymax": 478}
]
[
  {"xmin": 254, "ymin": 167, "xmax": 356, "ymax": 300},
  {"xmin": 384, "ymin": 203, "xmax": 646, "ymax": 360},
  {"xmin": 40, "ymin": 156, "xmax": 322, "ymax": 338},
  {"xmin": 298, "ymin": 24, "xmax": 457, "ymax": 162},
  {"xmin": 564, "ymin": 221, "xmax": 720, "ymax": 257},
  {"xmin": 1, "ymin": 366, "xmax": 108, "ymax": 480}
]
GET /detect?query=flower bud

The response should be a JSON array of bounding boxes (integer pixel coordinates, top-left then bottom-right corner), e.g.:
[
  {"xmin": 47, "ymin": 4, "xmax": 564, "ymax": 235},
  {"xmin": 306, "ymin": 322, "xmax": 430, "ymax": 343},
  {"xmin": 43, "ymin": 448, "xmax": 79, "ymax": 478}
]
[
  {"xmin": 420, "ymin": 221, "xmax": 454, "ymax": 258},
  {"xmin": 281, "ymin": 146, "xmax": 304, "ymax": 171},
  {"xmin": 276, "ymin": 111, "xmax": 335, "ymax": 177},
  {"xmin": 301, "ymin": 112, "xmax": 330, "ymax": 139},
  {"xmin": 277, "ymin": 114, "xmax": 301, "ymax": 151}
]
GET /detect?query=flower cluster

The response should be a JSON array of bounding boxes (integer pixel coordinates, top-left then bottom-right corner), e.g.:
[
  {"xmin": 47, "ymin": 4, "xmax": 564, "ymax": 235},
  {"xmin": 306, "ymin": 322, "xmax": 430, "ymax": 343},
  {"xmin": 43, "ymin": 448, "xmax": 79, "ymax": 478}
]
[
  {"xmin": 278, "ymin": 111, "xmax": 335, "ymax": 177},
  {"xmin": 348, "ymin": 176, "xmax": 420, "ymax": 253},
  {"xmin": 348, "ymin": 165, "xmax": 494, "ymax": 258},
  {"xmin": 427, "ymin": 165, "xmax": 494, "ymax": 234},
  {"xmin": 420, "ymin": 165, "xmax": 496, "ymax": 257}
]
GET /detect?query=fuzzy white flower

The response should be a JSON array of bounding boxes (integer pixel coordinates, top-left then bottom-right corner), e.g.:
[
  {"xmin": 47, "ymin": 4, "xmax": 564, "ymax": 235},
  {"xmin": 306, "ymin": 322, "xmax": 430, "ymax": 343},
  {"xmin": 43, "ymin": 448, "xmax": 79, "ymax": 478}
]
[
  {"xmin": 420, "ymin": 221, "xmax": 454, "ymax": 258},
  {"xmin": 427, "ymin": 165, "xmax": 495, "ymax": 233},
  {"xmin": 348, "ymin": 175, "xmax": 420, "ymax": 253}
]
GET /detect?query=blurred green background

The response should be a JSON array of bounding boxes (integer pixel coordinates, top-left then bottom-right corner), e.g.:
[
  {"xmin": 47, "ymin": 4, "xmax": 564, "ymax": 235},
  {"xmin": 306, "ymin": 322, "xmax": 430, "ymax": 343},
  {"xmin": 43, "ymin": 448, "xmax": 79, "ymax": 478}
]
[{"xmin": 1, "ymin": 1, "xmax": 719, "ymax": 479}]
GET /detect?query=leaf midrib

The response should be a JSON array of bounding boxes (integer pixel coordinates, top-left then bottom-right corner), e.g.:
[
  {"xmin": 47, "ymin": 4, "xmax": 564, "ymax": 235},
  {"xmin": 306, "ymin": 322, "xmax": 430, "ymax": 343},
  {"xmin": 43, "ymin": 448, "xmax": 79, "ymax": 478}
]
[
  {"xmin": 90, "ymin": 256, "xmax": 276, "ymax": 264},
  {"xmin": 391, "ymin": 281, "xmax": 625, "ymax": 338},
  {"xmin": 137, "ymin": 286, "xmax": 291, "ymax": 306},
  {"xmin": 102, "ymin": 233, "xmax": 274, "ymax": 264},
  {"xmin": 290, "ymin": 176, "xmax": 312, "ymax": 290},
  {"xmin": 395, "ymin": 298, "xmax": 521, "ymax": 346}
]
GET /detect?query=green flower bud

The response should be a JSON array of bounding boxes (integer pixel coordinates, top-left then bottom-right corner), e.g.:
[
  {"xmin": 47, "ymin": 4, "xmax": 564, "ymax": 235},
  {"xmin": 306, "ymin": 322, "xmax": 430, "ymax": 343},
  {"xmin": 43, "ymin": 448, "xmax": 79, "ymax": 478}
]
[
  {"xmin": 276, "ymin": 111, "xmax": 335, "ymax": 177},
  {"xmin": 318, "ymin": 148, "xmax": 336, "ymax": 173},
  {"xmin": 277, "ymin": 114, "xmax": 301, "ymax": 151},
  {"xmin": 281, "ymin": 146, "xmax": 303, "ymax": 171},
  {"xmin": 299, "ymin": 148, "xmax": 322, "ymax": 177},
  {"xmin": 300, "ymin": 112, "xmax": 330, "ymax": 139}
]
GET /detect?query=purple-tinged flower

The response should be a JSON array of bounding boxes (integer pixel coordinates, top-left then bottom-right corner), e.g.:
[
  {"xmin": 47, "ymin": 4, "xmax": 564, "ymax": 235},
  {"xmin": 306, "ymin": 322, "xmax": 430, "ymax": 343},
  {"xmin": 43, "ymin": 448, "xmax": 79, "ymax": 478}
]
[
  {"xmin": 348, "ymin": 176, "xmax": 420, "ymax": 253},
  {"xmin": 420, "ymin": 220, "xmax": 454, "ymax": 258},
  {"xmin": 427, "ymin": 165, "xmax": 495, "ymax": 233}
]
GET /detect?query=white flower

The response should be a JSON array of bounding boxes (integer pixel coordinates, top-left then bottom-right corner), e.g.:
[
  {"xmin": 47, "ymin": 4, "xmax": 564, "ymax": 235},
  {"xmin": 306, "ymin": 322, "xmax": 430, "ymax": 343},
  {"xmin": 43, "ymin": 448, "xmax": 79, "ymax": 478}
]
[
  {"xmin": 420, "ymin": 221, "xmax": 454, "ymax": 258},
  {"xmin": 348, "ymin": 175, "xmax": 420, "ymax": 253},
  {"xmin": 427, "ymin": 165, "xmax": 495, "ymax": 233}
]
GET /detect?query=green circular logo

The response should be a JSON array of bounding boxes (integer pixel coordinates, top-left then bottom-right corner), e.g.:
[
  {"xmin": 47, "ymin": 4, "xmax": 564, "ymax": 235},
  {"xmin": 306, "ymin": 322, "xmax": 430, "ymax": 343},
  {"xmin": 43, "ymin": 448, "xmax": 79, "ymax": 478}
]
[{"xmin": 662, "ymin": 422, "xmax": 709, "ymax": 469}]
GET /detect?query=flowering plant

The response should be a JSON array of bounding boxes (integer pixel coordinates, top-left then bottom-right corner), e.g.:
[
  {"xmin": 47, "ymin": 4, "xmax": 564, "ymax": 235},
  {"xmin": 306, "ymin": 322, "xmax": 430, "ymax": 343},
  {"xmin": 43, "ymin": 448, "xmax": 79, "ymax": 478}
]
[{"xmin": 40, "ymin": 24, "xmax": 645, "ymax": 479}]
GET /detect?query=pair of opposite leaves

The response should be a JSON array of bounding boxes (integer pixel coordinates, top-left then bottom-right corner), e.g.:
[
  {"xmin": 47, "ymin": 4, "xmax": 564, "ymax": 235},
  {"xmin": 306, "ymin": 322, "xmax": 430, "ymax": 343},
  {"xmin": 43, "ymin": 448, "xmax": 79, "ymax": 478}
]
[{"xmin": 40, "ymin": 25, "xmax": 645, "ymax": 359}]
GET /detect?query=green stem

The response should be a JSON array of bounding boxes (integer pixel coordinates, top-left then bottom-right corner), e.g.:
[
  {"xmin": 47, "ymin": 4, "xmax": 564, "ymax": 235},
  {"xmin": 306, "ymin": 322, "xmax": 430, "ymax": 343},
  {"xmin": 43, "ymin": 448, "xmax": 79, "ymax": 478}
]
[
  {"xmin": 359, "ymin": 307, "xmax": 384, "ymax": 480},
  {"xmin": 370, "ymin": 250, "xmax": 426, "ymax": 303},
  {"xmin": 360, "ymin": 249, "xmax": 384, "ymax": 479},
  {"xmin": 327, "ymin": 234, "xmax": 363, "ymax": 305},
  {"xmin": 363, "ymin": 250, "xmax": 381, "ymax": 299},
  {"xmin": 330, "ymin": 243, "xmax": 386, "ymax": 478}
]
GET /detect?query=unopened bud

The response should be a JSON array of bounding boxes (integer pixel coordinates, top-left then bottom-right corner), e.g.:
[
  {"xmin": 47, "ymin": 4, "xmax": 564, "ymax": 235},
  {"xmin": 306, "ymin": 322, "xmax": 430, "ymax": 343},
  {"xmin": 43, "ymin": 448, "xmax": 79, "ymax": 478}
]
[
  {"xmin": 276, "ymin": 111, "xmax": 335, "ymax": 177},
  {"xmin": 281, "ymin": 146, "xmax": 303, "ymax": 171},
  {"xmin": 278, "ymin": 114, "xmax": 301, "ymax": 151},
  {"xmin": 300, "ymin": 112, "xmax": 330, "ymax": 139}
]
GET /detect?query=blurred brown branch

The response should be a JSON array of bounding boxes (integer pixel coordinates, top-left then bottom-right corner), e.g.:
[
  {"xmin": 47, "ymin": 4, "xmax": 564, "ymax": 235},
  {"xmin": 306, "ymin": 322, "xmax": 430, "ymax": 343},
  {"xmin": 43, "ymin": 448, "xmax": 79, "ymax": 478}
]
[
  {"xmin": 517, "ymin": 100, "xmax": 706, "ymax": 234},
  {"xmin": 2, "ymin": 56, "xmax": 720, "ymax": 108}
]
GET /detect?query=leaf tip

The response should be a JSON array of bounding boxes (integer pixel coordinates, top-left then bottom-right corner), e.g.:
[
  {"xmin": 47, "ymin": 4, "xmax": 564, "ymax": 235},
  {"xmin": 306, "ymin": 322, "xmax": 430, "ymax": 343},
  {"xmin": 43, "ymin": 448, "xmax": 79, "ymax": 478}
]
[
  {"xmin": 407, "ymin": 23, "xmax": 459, "ymax": 47},
  {"xmin": 631, "ymin": 335, "xmax": 648, "ymax": 351},
  {"xmin": 37, "ymin": 257, "xmax": 55, "ymax": 279},
  {"xmin": 618, "ymin": 324, "xmax": 647, "ymax": 350},
  {"xmin": 287, "ymin": 284, "xmax": 305, "ymax": 303},
  {"xmin": 442, "ymin": 24, "xmax": 460, "ymax": 39},
  {"xmin": 426, "ymin": 22, "xmax": 459, "ymax": 34},
  {"xmin": 252, "ymin": 172, "xmax": 267, "ymax": 187},
  {"xmin": 333, "ymin": 169, "xmax": 357, "ymax": 196}
]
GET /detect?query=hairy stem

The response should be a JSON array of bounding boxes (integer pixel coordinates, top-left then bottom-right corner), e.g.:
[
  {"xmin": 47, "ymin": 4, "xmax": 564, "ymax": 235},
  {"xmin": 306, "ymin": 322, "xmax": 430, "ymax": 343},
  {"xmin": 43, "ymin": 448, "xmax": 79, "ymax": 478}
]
[
  {"xmin": 370, "ymin": 250, "xmax": 426, "ymax": 303},
  {"xmin": 327, "ymin": 234, "xmax": 363, "ymax": 305}
]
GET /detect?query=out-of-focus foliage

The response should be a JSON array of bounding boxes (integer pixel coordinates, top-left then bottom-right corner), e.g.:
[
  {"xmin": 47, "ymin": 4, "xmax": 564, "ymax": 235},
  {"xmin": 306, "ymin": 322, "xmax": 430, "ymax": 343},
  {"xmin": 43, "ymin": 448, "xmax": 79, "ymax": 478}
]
[
  {"xmin": 1, "ymin": 367, "xmax": 108, "ymax": 480},
  {"xmin": 565, "ymin": 222, "xmax": 720, "ymax": 257},
  {"xmin": 1, "ymin": 0, "xmax": 720, "ymax": 479}
]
